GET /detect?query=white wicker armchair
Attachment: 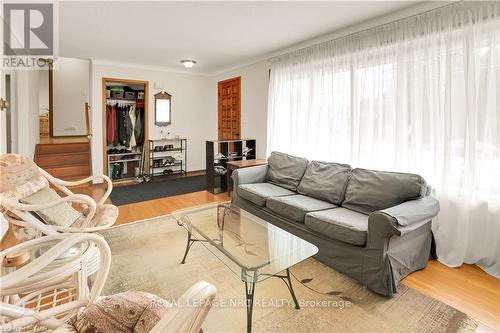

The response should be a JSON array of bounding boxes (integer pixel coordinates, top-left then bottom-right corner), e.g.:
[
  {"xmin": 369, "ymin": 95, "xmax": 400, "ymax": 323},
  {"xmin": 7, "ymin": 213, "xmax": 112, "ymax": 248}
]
[
  {"xmin": 0, "ymin": 154, "xmax": 118, "ymax": 240},
  {"xmin": 0, "ymin": 234, "xmax": 217, "ymax": 333},
  {"xmin": 0, "ymin": 233, "xmax": 111, "ymax": 331}
]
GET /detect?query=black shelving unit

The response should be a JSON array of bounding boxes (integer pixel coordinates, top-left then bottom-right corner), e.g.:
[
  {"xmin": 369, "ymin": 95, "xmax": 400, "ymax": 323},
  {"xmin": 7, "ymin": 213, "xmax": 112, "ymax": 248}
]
[
  {"xmin": 149, "ymin": 138, "xmax": 187, "ymax": 179},
  {"xmin": 206, "ymin": 139, "xmax": 256, "ymax": 194}
]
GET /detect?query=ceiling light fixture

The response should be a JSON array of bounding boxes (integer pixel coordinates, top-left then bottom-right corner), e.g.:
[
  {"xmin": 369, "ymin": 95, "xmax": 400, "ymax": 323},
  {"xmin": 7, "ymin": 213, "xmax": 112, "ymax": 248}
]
[{"xmin": 180, "ymin": 60, "xmax": 196, "ymax": 68}]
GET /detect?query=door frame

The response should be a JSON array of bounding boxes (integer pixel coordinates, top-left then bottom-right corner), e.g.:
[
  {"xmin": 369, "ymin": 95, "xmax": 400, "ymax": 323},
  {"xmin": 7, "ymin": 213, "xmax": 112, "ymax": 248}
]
[
  {"xmin": 0, "ymin": 72, "xmax": 8, "ymax": 154},
  {"xmin": 1, "ymin": 70, "xmax": 16, "ymax": 154},
  {"xmin": 101, "ymin": 77, "xmax": 149, "ymax": 177},
  {"xmin": 217, "ymin": 76, "xmax": 241, "ymax": 140}
]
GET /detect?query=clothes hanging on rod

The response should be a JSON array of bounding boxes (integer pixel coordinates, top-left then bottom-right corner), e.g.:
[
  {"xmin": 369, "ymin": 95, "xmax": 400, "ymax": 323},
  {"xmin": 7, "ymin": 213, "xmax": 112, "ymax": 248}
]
[
  {"xmin": 116, "ymin": 104, "xmax": 128, "ymax": 146},
  {"xmin": 134, "ymin": 108, "xmax": 144, "ymax": 146},
  {"xmin": 106, "ymin": 103, "xmax": 116, "ymax": 146},
  {"xmin": 106, "ymin": 101, "xmax": 144, "ymax": 149},
  {"xmin": 128, "ymin": 104, "xmax": 137, "ymax": 149}
]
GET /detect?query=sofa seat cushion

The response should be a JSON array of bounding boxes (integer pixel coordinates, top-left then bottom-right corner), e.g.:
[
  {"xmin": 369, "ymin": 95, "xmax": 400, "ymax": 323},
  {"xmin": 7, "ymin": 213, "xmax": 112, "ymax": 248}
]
[
  {"xmin": 266, "ymin": 194, "xmax": 336, "ymax": 222},
  {"xmin": 266, "ymin": 151, "xmax": 309, "ymax": 191},
  {"xmin": 305, "ymin": 208, "xmax": 368, "ymax": 246},
  {"xmin": 342, "ymin": 168, "xmax": 427, "ymax": 215},
  {"xmin": 238, "ymin": 183, "xmax": 295, "ymax": 207},
  {"xmin": 297, "ymin": 160, "xmax": 351, "ymax": 205}
]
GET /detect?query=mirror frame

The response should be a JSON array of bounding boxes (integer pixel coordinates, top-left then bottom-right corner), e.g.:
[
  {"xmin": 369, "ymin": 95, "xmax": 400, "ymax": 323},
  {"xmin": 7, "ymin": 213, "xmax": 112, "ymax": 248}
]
[{"xmin": 154, "ymin": 91, "xmax": 172, "ymax": 126}]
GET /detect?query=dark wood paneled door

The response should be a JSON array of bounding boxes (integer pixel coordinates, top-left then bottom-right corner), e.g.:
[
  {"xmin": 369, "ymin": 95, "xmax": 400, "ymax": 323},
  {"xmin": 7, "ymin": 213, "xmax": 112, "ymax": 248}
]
[{"xmin": 218, "ymin": 77, "xmax": 241, "ymax": 140}]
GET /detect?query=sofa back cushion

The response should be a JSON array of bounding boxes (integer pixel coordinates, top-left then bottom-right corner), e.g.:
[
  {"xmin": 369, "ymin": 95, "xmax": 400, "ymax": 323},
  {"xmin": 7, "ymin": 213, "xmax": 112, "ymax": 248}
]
[
  {"xmin": 297, "ymin": 161, "xmax": 351, "ymax": 205},
  {"xmin": 342, "ymin": 168, "xmax": 426, "ymax": 215},
  {"xmin": 266, "ymin": 151, "xmax": 309, "ymax": 191}
]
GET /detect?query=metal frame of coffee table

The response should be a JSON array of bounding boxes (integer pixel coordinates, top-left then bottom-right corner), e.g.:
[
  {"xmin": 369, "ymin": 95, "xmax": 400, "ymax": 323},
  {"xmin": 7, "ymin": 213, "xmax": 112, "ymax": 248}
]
[{"xmin": 177, "ymin": 204, "xmax": 301, "ymax": 333}]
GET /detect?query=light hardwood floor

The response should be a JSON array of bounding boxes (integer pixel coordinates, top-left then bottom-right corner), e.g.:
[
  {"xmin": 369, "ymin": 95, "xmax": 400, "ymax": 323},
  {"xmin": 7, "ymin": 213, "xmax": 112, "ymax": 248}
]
[{"xmin": 2, "ymin": 185, "xmax": 499, "ymax": 331}]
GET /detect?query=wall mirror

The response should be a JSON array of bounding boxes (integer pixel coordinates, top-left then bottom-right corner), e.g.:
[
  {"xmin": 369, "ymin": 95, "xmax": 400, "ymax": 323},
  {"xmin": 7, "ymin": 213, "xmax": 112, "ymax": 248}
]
[{"xmin": 155, "ymin": 91, "xmax": 171, "ymax": 126}]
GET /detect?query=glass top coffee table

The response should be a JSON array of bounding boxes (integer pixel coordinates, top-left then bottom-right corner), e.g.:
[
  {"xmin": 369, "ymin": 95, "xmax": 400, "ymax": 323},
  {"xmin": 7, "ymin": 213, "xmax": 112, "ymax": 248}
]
[{"xmin": 172, "ymin": 202, "xmax": 318, "ymax": 333}]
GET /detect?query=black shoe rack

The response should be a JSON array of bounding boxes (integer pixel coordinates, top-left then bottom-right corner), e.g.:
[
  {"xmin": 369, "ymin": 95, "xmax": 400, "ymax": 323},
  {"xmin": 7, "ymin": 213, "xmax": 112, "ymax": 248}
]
[{"xmin": 149, "ymin": 138, "xmax": 187, "ymax": 179}]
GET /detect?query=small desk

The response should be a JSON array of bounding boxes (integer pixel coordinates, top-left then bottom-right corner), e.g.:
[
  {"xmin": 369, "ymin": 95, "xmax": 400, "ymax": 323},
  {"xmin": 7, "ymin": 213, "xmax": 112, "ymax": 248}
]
[{"xmin": 226, "ymin": 159, "xmax": 267, "ymax": 196}]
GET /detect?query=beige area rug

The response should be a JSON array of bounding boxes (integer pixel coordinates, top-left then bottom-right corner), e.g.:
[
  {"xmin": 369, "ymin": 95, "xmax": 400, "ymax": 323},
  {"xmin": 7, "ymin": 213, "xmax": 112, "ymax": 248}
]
[{"xmin": 99, "ymin": 216, "xmax": 478, "ymax": 333}]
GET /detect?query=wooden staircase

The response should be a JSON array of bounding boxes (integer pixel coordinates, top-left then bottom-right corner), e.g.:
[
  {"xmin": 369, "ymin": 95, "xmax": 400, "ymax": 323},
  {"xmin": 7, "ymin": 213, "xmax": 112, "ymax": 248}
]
[{"xmin": 34, "ymin": 142, "xmax": 91, "ymax": 181}]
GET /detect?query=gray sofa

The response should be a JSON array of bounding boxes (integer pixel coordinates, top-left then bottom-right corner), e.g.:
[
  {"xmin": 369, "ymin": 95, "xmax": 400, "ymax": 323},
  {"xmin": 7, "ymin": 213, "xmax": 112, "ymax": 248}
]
[{"xmin": 232, "ymin": 152, "xmax": 440, "ymax": 296}]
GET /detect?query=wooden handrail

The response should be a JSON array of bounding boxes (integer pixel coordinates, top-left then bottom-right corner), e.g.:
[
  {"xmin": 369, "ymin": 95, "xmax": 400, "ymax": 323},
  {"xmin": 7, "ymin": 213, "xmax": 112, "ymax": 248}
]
[{"xmin": 85, "ymin": 102, "xmax": 92, "ymax": 141}]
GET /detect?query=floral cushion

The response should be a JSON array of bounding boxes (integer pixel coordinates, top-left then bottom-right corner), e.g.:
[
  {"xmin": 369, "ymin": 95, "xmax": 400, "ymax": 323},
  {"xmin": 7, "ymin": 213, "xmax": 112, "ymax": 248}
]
[
  {"xmin": 72, "ymin": 204, "xmax": 118, "ymax": 229},
  {"xmin": 0, "ymin": 154, "xmax": 48, "ymax": 202},
  {"xmin": 20, "ymin": 187, "xmax": 82, "ymax": 228},
  {"xmin": 67, "ymin": 291, "xmax": 169, "ymax": 333}
]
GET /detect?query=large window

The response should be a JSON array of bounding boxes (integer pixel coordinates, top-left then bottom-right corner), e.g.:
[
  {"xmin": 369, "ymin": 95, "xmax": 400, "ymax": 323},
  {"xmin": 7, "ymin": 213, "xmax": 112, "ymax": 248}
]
[{"xmin": 267, "ymin": 2, "xmax": 500, "ymax": 277}]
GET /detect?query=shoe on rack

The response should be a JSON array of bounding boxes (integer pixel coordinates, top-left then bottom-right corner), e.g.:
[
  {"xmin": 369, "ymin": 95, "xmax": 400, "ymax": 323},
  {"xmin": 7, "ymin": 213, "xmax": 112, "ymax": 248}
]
[
  {"xmin": 214, "ymin": 153, "xmax": 225, "ymax": 160},
  {"xmin": 214, "ymin": 165, "xmax": 227, "ymax": 175},
  {"xmin": 243, "ymin": 147, "xmax": 253, "ymax": 156},
  {"xmin": 116, "ymin": 163, "xmax": 123, "ymax": 179},
  {"xmin": 112, "ymin": 163, "xmax": 119, "ymax": 179},
  {"xmin": 163, "ymin": 156, "xmax": 175, "ymax": 166}
]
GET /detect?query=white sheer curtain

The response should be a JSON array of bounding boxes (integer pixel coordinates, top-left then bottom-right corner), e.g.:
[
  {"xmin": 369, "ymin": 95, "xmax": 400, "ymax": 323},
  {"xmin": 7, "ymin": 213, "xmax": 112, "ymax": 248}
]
[{"xmin": 267, "ymin": 2, "xmax": 500, "ymax": 277}]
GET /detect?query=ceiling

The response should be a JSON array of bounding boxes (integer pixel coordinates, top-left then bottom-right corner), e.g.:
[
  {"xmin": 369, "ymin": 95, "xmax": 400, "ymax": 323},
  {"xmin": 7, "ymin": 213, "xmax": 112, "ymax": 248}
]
[{"xmin": 59, "ymin": 1, "xmax": 425, "ymax": 75}]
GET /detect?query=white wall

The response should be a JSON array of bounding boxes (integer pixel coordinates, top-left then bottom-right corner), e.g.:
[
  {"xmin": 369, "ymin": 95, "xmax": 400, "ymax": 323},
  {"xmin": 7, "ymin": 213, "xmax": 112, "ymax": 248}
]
[
  {"xmin": 90, "ymin": 62, "xmax": 215, "ymax": 177},
  {"xmin": 16, "ymin": 70, "xmax": 40, "ymax": 158},
  {"xmin": 38, "ymin": 70, "xmax": 49, "ymax": 115},
  {"xmin": 213, "ymin": 61, "xmax": 270, "ymax": 159},
  {"xmin": 52, "ymin": 57, "xmax": 90, "ymax": 136}
]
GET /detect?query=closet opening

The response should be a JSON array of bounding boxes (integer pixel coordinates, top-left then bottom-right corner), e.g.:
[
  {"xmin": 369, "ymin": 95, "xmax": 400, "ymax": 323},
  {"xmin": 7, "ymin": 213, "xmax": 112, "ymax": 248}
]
[{"xmin": 102, "ymin": 78, "xmax": 149, "ymax": 184}]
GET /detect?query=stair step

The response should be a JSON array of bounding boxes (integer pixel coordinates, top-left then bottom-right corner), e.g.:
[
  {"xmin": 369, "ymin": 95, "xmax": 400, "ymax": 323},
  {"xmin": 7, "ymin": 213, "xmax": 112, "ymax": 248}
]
[
  {"xmin": 35, "ymin": 142, "xmax": 92, "ymax": 181},
  {"xmin": 36, "ymin": 142, "xmax": 90, "ymax": 155},
  {"xmin": 35, "ymin": 152, "xmax": 90, "ymax": 168},
  {"xmin": 43, "ymin": 164, "xmax": 91, "ymax": 180},
  {"xmin": 61, "ymin": 175, "xmax": 93, "ymax": 182}
]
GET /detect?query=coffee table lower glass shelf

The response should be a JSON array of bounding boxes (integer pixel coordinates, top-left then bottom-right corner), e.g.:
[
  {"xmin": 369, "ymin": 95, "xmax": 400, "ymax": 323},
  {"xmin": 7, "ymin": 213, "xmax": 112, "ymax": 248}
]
[{"xmin": 171, "ymin": 202, "xmax": 318, "ymax": 333}]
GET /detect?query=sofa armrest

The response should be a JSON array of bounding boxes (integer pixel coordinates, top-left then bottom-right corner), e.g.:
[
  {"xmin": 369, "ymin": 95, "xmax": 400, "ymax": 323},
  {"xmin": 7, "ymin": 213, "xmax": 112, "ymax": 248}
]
[
  {"xmin": 232, "ymin": 164, "xmax": 268, "ymax": 190},
  {"xmin": 367, "ymin": 196, "xmax": 439, "ymax": 248},
  {"xmin": 378, "ymin": 196, "xmax": 440, "ymax": 227}
]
